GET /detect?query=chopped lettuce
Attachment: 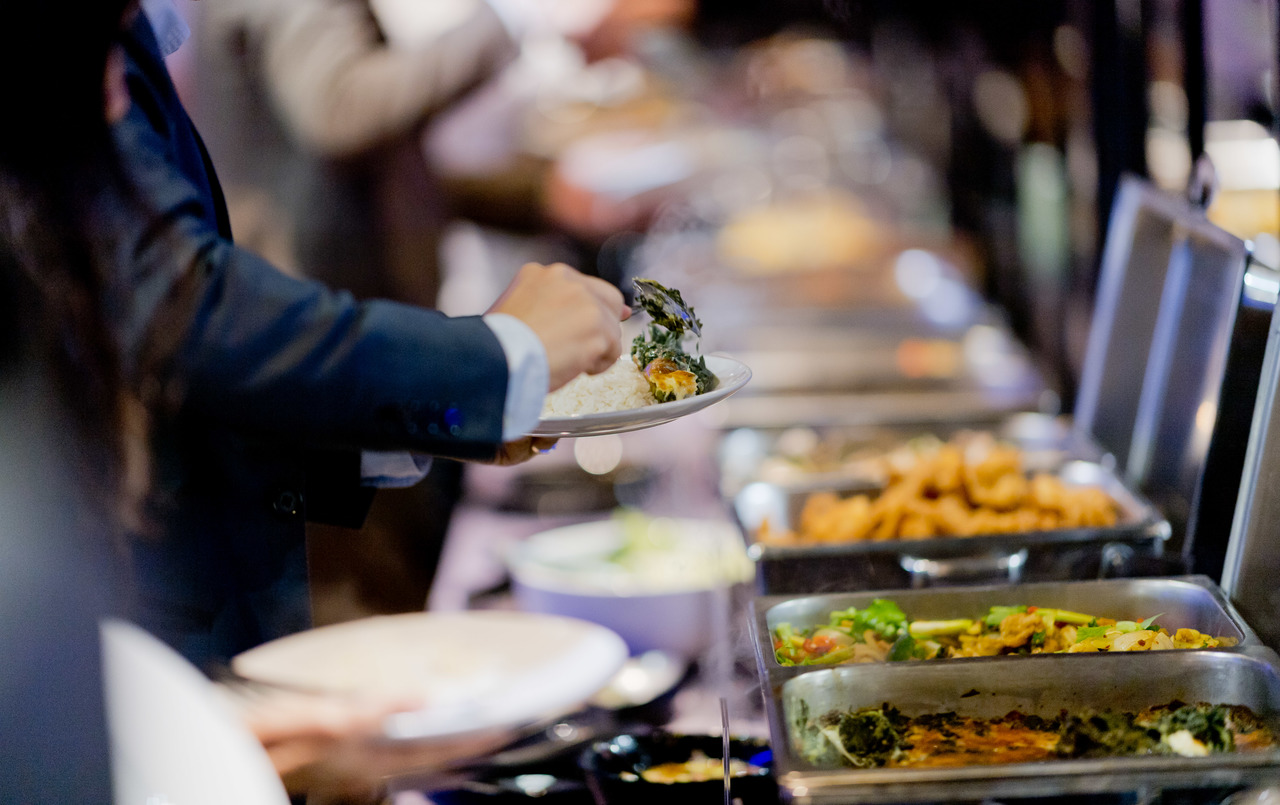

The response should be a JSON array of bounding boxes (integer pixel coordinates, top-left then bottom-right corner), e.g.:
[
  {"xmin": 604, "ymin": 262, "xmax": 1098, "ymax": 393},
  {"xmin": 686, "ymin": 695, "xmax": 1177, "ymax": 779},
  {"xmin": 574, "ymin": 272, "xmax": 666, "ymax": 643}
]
[{"xmin": 1075, "ymin": 625, "xmax": 1109, "ymax": 641}]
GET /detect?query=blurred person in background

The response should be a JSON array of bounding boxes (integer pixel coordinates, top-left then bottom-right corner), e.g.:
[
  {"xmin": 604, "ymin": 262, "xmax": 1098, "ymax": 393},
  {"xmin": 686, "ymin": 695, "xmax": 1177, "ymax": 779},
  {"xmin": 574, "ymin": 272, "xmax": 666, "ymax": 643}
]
[{"xmin": 187, "ymin": 0, "xmax": 693, "ymax": 626}]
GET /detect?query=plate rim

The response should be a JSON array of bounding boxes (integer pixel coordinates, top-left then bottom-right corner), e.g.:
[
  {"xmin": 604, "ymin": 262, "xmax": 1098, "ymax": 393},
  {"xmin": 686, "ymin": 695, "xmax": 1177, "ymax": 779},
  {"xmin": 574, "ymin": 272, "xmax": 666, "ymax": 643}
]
[
  {"xmin": 530, "ymin": 354, "xmax": 751, "ymax": 437},
  {"xmin": 230, "ymin": 610, "xmax": 629, "ymax": 744}
]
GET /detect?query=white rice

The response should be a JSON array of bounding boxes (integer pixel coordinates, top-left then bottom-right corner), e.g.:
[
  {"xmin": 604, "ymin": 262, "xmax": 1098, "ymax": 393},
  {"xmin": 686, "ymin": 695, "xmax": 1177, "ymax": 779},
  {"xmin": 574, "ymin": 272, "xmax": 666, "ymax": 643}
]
[{"xmin": 542, "ymin": 355, "xmax": 656, "ymax": 417}]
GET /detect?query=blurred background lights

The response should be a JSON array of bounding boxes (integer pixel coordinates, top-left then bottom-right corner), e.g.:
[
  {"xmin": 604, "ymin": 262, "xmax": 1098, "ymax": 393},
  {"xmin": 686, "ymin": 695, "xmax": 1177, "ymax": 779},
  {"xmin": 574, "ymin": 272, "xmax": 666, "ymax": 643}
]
[
  {"xmin": 893, "ymin": 248, "xmax": 943, "ymax": 300},
  {"xmin": 919, "ymin": 279, "xmax": 974, "ymax": 328},
  {"xmin": 574, "ymin": 435, "xmax": 624, "ymax": 475},
  {"xmin": 973, "ymin": 70, "xmax": 1029, "ymax": 145}
]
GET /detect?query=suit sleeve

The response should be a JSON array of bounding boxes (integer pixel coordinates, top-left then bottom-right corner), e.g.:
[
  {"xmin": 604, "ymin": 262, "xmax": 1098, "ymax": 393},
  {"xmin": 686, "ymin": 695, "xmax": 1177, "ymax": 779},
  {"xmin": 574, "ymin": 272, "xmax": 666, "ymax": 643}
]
[{"xmin": 109, "ymin": 90, "xmax": 511, "ymax": 461}]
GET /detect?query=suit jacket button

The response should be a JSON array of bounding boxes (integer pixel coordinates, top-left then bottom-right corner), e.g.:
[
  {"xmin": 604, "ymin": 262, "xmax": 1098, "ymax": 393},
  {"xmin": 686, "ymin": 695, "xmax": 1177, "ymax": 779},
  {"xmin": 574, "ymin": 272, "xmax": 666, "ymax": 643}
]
[{"xmin": 272, "ymin": 489, "xmax": 303, "ymax": 517}]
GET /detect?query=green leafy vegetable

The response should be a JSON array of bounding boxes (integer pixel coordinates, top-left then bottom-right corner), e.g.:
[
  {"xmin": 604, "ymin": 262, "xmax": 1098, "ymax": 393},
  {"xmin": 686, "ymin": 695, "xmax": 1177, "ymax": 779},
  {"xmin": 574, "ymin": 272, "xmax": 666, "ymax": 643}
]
[
  {"xmin": 1150, "ymin": 703, "xmax": 1234, "ymax": 752},
  {"xmin": 832, "ymin": 707, "xmax": 904, "ymax": 767},
  {"xmin": 830, "ymin": 599, "xmax": 910, "ymax": 641},
  {"xmin": 908, "ymin": 619, "xmax": 974, "ymax": 638},
  {"xmin": 985, "ymin": 605, "xmax": 1027, "ymax": 628},
  {"xmin": 887, "ymin": 633, "xmax": 926, "ymax": 661},
  {"xmin": 1056, "ymin": 711, "xmax": 1163, "ymax": 758},
  {"xmin": 632, "ymin": 278, "xmax": 702, "ymax": 334},
  {"xmin": 630, "ymin": 324, "xmax": 716, "ymax": 400}
]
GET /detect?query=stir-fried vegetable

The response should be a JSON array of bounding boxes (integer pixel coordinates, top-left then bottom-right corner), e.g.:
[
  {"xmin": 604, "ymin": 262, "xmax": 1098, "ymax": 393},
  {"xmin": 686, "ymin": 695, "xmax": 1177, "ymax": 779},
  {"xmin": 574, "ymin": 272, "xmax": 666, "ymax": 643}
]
[{"xmin": 773, "ymin": 600, "xmax": 1237, "ymax": 666}]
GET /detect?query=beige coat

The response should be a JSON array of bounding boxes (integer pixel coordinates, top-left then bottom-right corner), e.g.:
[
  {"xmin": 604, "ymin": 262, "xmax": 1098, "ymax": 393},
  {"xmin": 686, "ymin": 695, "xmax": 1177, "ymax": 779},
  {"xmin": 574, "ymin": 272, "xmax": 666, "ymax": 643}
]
[{"xmin": 191, "ymin": 0, "xmax": 517, "ymax": 305}]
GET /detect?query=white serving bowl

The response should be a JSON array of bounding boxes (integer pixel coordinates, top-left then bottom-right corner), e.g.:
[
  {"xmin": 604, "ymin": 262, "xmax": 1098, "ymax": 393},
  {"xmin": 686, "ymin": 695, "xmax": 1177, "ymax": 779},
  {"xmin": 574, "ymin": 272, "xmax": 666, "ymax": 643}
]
[{"xmin": 506, "ymin": 514, "xmax": 753, "ymax": 659}]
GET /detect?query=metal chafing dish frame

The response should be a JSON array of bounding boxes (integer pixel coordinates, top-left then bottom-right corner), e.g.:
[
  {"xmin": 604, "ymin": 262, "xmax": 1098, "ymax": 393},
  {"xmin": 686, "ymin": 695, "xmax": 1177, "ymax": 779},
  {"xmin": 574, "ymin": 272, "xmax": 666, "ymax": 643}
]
[
  {"xmin": 1107, "ymin": 184, "xmax": 1278, "ymax": 581},
  {"xmin": 764, "ymin": 650, "xmax": 1280, "ymax": 803},
  {"xmin": 732, "ymin": 459, "xmax": 1169, "ymax": 594},
  {"xmin": 718, "ymin": 176, "xmax": 1277, "ymax": 591},
  {"xmin": 1221, "ymin": 257, "xmax": 1280, "ymax": 652}
]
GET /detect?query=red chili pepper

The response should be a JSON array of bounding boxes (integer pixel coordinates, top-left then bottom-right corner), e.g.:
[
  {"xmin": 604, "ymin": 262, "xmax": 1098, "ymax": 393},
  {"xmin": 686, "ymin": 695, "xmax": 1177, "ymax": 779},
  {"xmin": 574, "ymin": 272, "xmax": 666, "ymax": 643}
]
[{"xmin": 803, "ymin": 635, "xmax": 834, "ymax": 658}]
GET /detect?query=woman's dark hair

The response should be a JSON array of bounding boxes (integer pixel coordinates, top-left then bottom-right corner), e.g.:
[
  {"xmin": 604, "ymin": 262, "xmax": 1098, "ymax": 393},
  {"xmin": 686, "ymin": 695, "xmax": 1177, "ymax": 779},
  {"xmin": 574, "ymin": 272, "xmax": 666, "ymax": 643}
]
[{"xmin": 0, "ymin": 0, "xmax": 148, "ymax": 532}]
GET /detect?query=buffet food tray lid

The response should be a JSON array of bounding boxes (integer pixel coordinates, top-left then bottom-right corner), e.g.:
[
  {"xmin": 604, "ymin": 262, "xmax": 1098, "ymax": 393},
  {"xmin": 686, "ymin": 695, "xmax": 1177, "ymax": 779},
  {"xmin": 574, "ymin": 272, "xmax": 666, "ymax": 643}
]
[
  {"xmin": 732, "ymin": 459, "xmax": 1170, "ymax": 564},
  {"xmin": 768, "ymin": 649, "xmax": 1280, "ymax": 803},
  {"xmin": 748, "ymin": 574, "xmax": 1270, "ymax": 687}
]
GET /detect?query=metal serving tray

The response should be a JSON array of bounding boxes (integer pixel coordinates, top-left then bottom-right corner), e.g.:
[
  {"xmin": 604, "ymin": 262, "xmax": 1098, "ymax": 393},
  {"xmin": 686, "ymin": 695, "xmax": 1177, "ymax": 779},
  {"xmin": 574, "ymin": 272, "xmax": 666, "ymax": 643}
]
[
  {"xmin": 769, "ymin": 650, "xmax": 1280, "ymax": 803},
  {"xmin": 732, "ymin": 460, "xmax": 1170, "ymax": 594},
  {"xmin": 749, "ymin": 575, "xmax": 1265, "ymax": 685}
]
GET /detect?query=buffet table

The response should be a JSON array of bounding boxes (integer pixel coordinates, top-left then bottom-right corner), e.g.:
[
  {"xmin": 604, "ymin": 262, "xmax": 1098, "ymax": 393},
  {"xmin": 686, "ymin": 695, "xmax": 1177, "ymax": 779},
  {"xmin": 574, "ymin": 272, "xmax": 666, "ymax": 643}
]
[
  {"xmin": 390, "ymin": 410, "xmax": 770, "ymax": 804},
  {"xmin": 345, "ymin": 29, "xmax": 1280, "ymax": 799}
]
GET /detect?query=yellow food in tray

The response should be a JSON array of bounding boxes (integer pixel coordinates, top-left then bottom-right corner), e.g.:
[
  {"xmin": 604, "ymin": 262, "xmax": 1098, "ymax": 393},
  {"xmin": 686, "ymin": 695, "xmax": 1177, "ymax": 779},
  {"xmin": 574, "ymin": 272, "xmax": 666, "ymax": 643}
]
[
  {"xmin": 716, "ymin": 190, "xmax": 885, "ymax": 275},
  {"xmin": 757, "ymin": 442, "xmax": 1118, "ymax": 545},
  {"xmin": 773, "ymin": 599, "xmax": 1236, "ymax": 667}
]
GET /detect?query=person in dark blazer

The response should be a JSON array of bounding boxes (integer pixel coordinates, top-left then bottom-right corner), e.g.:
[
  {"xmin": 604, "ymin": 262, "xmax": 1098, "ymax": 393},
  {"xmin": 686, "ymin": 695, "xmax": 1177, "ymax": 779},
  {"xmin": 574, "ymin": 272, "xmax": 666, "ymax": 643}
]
[{"xmin": 112, "ymin": 6, "xmax": 629, "ymax": 673}]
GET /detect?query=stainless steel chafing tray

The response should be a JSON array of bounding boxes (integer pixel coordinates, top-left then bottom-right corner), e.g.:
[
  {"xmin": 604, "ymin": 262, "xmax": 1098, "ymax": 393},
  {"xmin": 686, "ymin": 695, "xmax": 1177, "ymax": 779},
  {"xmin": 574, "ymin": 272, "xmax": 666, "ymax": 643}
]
[
  {"xmin": 732, "ymin": 459, "xmax": 1170, "ymax": 594},
  {"xmin": 769, "ymin": 650, "xmax": 1280, "ymax": 803},
  {"xmin": 748, "ymin": 575, "xmax": 1265, "ymax": 685},
  {"xmin": 1072, "ymin": 175, "xmax": 1278, "ymax": 580}
]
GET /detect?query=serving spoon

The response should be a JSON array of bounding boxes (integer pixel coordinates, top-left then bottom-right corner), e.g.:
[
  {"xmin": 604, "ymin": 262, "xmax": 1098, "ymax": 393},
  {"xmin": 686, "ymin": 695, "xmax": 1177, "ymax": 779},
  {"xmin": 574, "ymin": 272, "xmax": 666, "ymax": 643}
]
[{"xmin": 632, "ymin": 278, "xmax": 702, "ymax": 337}]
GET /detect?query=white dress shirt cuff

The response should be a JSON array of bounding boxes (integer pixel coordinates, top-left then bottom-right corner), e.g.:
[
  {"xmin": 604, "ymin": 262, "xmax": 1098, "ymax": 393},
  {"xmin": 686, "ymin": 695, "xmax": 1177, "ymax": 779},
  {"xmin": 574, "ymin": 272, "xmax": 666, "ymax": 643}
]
[
  {"xmin": 484, "ymin": 312, "xmax": 549, "ymax": 440},
  {"xmin": 360, "ymin": 451, "xmax": 433, "ymax": 488}
]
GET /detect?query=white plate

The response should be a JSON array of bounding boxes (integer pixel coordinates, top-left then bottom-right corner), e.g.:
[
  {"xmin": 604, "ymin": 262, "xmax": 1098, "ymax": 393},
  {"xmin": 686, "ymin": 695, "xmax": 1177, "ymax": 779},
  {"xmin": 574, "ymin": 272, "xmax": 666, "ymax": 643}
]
[
  {"xmin": 105, "ymin": 620, "xmax": 291, "ymax": 805},
  {"xmin": 230, "ymin": 611, "xmax": 628, "ymax": 744},
  {"xmin": 530, "ymin": 354, "xmax": 751, "ymax": 437}
]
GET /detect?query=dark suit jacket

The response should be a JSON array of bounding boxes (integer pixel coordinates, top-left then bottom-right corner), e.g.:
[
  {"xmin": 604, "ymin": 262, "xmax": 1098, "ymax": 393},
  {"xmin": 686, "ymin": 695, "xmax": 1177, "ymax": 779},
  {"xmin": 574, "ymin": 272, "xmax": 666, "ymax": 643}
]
[{"xmin": 113, "ymin": 16, "xmax": 509, "ymax": 671}]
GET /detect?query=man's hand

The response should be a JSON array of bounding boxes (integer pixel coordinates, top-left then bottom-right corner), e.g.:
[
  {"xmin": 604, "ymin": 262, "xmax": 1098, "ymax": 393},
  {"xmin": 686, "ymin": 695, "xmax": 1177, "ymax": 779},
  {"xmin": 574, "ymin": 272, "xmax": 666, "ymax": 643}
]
[
  {"xmin": 476, "ymin": 436, "xmax": 559, "ymax": 466},
  {"xmin": 488, "ymin": 262, "xmax": 630, "ymax": 391},
  {"xmin": 223, "ymin": 685, "xmax": 512, "ymax": 799}
]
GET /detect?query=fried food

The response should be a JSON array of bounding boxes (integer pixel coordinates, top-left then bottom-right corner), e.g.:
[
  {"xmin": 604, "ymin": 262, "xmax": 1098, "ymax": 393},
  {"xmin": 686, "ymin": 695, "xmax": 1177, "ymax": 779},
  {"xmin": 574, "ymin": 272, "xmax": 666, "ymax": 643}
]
[{"xmin": 757, "ymin": 440, "xmax": 1119, "ymax": 545}]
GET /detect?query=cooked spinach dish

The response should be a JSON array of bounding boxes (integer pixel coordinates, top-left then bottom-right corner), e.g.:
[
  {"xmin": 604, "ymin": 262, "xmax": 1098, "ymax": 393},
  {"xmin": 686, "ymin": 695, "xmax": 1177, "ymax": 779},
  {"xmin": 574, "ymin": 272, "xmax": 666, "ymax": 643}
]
[
  {"xmin": 798, "ymin": 701, "xmax": 1275, "ymax": 768},
  {"xmin": 630, "ymin": 279, "xmax": 716, "ymax": 402}
]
